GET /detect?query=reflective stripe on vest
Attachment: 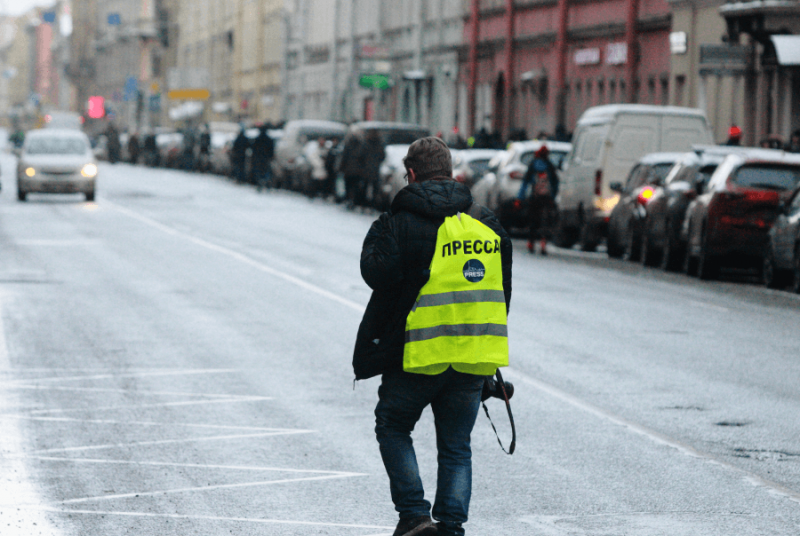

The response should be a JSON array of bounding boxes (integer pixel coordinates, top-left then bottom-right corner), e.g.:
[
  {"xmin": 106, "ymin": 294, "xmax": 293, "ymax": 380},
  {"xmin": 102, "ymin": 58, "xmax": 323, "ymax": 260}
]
[{"xmin": 404, "ymin": 212, "xmax": 509, "ymax": 376}]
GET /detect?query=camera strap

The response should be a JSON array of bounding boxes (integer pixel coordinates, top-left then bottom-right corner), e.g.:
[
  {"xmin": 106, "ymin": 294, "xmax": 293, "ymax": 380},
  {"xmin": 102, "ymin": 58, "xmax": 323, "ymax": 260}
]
[{"xmin": 481, "ymin": 369, "xmax": 516, "ymax": 455}]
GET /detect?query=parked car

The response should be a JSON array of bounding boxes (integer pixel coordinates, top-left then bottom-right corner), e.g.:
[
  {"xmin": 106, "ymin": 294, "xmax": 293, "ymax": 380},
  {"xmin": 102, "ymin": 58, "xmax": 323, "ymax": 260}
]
[
  {"xmin": 682, "ymin": 149, "xmax": 800, "ymax": 280},
  {"xmin": 763, "ymin": 184, "xmax": 800, "ymax": 292},
  {"xmin": 638, "ymin": 146, "xmax": 741, "ymax": 270},
  {"xmin": 16, "ymin": 128, "xmax": 98, "ymax": 202},
  {"xmin": 557, "ymin": 104, "xmax": 714, "ymax": 251},
  {"xmin": 606, "ymin": 152, "xmax": 684, "ymax": 260},
  {"xmin": 208, "ymin": 131, "xmax": 237, "ymax": 175},
  {"xmin": 476, "ymin": 140, "xmax": 571, "ymax": 231},
  {"xmin": 451, "ymin": 149, "xmax": 501, "ymax": 188},
  {"xmin": 273, "ymin": 120, "xmax": 347, "ymax": 189}
]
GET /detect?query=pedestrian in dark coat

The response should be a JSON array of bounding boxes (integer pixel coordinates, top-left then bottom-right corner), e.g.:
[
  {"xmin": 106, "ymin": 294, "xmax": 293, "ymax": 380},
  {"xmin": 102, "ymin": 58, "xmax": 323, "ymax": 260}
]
[
  {"xmin": 251, "ymin": 125, "xmax": 275, "ymax": 191},
  {"xmin": 518, "ymin": 145, "xmax": 559, "ymax": 254},
  {"xmin": 339, "ymin": 131, "xmax": 365, "ymax": 209},
  {"xmin": 360, "ymin": 129, "xmax": 385, "ymax": 207},
  {"xmin": 230, "ymin": 129, "xmax": 249, "ymax": 183},
  {"xmin": 355, "ymin": 137, "xmax": 512, "ymax": 536},
  {"xmin": 127, "ymin": 133, "xmax": 140, "ymax": 164}
]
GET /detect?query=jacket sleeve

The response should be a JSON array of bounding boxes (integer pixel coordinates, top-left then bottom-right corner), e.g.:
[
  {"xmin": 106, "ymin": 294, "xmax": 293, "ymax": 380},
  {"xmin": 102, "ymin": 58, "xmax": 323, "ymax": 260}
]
[{"xmin": 360, "ymin": 212, "xmax": 404, "ymax": 291}]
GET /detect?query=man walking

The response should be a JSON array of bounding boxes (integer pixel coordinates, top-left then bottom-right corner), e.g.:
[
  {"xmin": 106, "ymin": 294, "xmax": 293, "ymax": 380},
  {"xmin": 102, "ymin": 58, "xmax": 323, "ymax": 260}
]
[
  {"xmin": 354, "ymin": 137, "xmax": 513, "ymax": 536},
  {"xmin": 519, "ymin": 144, "xmax": 559, "ymax": 255}
]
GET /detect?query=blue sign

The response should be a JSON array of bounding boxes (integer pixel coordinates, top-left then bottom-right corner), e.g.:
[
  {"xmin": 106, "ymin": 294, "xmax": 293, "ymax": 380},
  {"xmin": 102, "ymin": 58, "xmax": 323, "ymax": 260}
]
[
  {"xmin": 43, "ymin": 12, "xmax": 56, "ymax": 24},
  {"xmin": 123, "ymin": 77, "xmax": 138, "ymax": 102},
  {"xmin": 149, "ymin": 94, "xmax": 161, "ymax": 112},
  {"xmin": 107, "ymin": 13, "xmax": 121, "ymax": 26}
]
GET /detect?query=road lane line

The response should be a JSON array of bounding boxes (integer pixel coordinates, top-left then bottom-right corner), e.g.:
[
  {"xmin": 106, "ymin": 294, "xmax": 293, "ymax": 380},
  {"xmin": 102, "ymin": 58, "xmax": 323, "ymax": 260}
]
[
  {"xmin": 26, "ymin": 395, "xmax": 272, "ymax": 414},
  {"xmin": 504, "ymin": 368, "xmax": 800, "ymax": 505},
  {"xmin": 105, "ymin": 200, "xmax": 367, "ymax": 313},
  {"xmin": 60, "ymin": 473, "xmax": 365, "ymax": 504},
  {"xmin": 3, "ymin": 368, "xmax": 239, "ymax": 384},
  {"xmin": 21, "ymin": 456, "xmax": 366, "ymax": 476},
  {"xmin": 6, "ymin": 385, "xmax": 248, "ymax": 397},
  {"xmin": 0, "ymin": 293, "xmax": 62, "ymax": 535},
  {"xmin": 33, "ymin": 430, "xmax": 314, "ymax": 454},
  {"xmin": 17, "ymin": 507, "xmax": 394, "ymax": 531},
  {"xmin": 6, "ymin": 415, "xmax": 287, "ymax": 432}
]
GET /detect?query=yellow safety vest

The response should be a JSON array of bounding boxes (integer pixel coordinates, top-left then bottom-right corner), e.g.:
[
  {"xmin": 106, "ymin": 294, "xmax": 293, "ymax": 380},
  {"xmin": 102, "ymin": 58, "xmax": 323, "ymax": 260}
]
[{"xmin": 404, "ymin": 212, "xmax": 509, "ymax": 376}]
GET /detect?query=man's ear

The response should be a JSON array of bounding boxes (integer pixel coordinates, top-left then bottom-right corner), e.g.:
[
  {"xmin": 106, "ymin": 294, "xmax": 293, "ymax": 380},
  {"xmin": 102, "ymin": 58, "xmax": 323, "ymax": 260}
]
[{"xmin": 407, "ymin": 168, "xmax": 417, "ymax": 183}]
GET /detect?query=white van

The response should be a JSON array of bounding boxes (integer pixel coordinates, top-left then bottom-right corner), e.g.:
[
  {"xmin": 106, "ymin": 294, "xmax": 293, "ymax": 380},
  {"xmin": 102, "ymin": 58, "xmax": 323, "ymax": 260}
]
[{"xmin": 557, "ymin": 105, "xmax": 713, "ymax": 251}]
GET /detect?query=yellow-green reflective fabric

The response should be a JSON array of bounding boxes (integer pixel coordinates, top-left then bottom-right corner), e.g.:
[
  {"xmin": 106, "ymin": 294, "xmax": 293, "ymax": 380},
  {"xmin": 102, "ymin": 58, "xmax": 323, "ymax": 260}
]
[{"xmin": 404, "ymin": 212, "xmax": 508, "ymax": 376}]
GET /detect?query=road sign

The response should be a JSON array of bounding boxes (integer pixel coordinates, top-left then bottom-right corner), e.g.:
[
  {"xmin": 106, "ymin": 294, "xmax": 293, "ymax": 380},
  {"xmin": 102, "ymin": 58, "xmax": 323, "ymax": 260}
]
[
  {"xmin": 167, "ymin": 68, "xmax": 210, "ymax": 100},
  {"xmin": 107, "ymin": 13, "xmax": 121, "ymax": 26}
]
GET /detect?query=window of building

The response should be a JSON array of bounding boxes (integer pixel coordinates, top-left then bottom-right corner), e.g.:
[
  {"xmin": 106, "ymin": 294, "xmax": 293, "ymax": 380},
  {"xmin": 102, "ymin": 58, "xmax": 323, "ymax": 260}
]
[
  {"xmin": 660, "ymin": 77, "xmax": 669, "ymax": 105},
  {"xmin": 675, "ymin": 75, "xmax": 686, "ymax": 106}
]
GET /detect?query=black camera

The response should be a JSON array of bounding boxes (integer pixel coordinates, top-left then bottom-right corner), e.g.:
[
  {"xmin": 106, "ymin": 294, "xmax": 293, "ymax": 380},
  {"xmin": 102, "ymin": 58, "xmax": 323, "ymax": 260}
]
[{"xmin": 481, "ymin": 378, "xmax": 514, "ymax": 402}]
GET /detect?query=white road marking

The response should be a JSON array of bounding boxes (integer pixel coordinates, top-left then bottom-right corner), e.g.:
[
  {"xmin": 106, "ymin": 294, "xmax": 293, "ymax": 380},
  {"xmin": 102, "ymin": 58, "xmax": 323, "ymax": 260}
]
[
  {"xmin": 3, "ymin": 367, "xmax": 238, "ymax": 384},
  {"xmin": 14, "ymin": 239, "xmax": 101, "ymax": 247},
  {"xmin": 7, "ymin": 385, "xmax": 245, "ymax": 397},
  {"xmin": 106, "ymin": 200, "xmax": 367, "ymax": 313},
  {"xmin": 33, "ymin": 430, "xmax": 314, "ymax": 454},
  {"xmin": 0, "ymin": 292, "xmax": 62, "ymax": 535},
  {"xmin": 689, "ymin": 299, "xmax": 731, "ymax": 313},
  {"xmin": 18, "ymin": 507, "xmax": 394, "ymax": 531},
  {"xmin": 7, "ymin": 415, "xmax": 286, "ymax": 432},
  {"xmin": 21, "ymin": 456, "xmax": 366, "ymax": 476},
  {"xmin": 61, "ymin": 473, "xmax": 365, "ymax": 504},
  {"xmin": 27, "ymin": 395, "xmax": 272, "ymax": 414},
  {"xmin": 505, "ymin": 368, "xmax": 800, "ymax": 505}
]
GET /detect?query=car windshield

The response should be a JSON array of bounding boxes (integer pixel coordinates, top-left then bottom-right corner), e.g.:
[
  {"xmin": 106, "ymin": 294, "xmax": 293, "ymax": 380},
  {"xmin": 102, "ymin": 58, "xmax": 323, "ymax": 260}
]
[
  {"xmin": 651, "ymin": 163, "xmax": 675, "ymax": 181},
  {"xmin": 467, "ymin": 159, "xmax": 492, "ymax": 176},
  {"xmin": 26, "ymin": 137, "xmax": 87, "ymax": 155},
  {"xmin": 376, "ymin": 129, "xmax": 429, "ymax": 146},
  {"xmin": 520, "ymin": 149, "xmax": 568, "ymax": 169},
  {"xmin": 733, "ymin": 164, "xmax": 800, "ymax": 191}
]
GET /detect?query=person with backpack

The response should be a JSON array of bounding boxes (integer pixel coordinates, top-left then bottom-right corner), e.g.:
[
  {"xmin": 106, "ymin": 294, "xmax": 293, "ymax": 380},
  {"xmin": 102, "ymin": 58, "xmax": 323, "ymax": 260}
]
[
  {"xmin": 519, "ymin": 145, "xmax": 559, "ymax": 255},
  {"xmin": 354, "ymin": 137, "xmax": 513, "ymax": 536}
]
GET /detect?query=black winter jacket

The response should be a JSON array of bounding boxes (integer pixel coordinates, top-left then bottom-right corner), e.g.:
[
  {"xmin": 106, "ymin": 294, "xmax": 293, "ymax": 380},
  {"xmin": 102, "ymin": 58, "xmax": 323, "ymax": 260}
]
[{"xmin": 353, "ymin": 179, "xmax": 512, "ymax": 380}]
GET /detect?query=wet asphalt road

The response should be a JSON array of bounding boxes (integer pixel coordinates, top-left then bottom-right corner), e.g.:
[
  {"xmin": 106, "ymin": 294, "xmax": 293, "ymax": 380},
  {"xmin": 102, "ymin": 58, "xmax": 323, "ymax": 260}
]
[{"xmin": 0, "ymin": 154, "xmax": 799, "ymax": 536}]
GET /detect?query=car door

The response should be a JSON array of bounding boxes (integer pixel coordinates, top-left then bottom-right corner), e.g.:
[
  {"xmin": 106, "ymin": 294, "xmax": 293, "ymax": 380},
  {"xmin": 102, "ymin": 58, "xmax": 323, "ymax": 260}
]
[{"xmin": 774, "ymin": 188, "xmax": 800, "ymax": 268}]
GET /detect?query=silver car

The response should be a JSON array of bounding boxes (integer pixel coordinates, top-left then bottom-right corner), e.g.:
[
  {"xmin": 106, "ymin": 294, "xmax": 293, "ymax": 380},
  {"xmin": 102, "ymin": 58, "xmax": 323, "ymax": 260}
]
[{"xmin": 17, "ymin": 129, "xmax": 98, "ymax": 202}]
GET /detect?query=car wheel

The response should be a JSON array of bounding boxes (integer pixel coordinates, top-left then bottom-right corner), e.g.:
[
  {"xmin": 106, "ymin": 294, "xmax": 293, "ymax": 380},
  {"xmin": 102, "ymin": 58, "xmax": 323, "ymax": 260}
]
[
  {"xmin": 622, "ymin": 224, "xmax": 639, "ymax": 262},
  {"xmin": 85, "ymin": 191, "xmax": 95, "ymax": 202},
  {"xmin": 762, "ymin": 247, "xmax": 782, "ymax": 289},
  {"xmin": 554, "ymin": 221, "xmax": 579, "ymax": 249},
  {"xmin": 792, "ymin": 245, "xmax": 800, "ymax": 294},
  {"xmin": 17, "ymin": 191, "xmax": 26, "ymax": 202},
  {"xmin": 640, "ymin": 230, "xmax": 658, "ymax": 267},
  {"xmin": 696, "ymin": 232, "xmax": 718, "ymax": 281},
  {"xmin": 606, "ymin": 232, "xmax": 624, "ymax": 258}
]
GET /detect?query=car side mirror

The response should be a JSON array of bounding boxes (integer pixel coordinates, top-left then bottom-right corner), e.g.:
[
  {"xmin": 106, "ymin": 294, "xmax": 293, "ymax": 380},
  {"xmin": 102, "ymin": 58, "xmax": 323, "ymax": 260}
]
[{"xmin": 609, "ymin": 182, "xmax": 624, "ymax": 193}]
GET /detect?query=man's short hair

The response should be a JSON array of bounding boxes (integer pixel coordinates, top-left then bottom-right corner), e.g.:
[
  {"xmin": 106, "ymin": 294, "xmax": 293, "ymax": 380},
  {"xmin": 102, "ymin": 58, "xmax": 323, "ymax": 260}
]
[{"xmin": 404, "ymin": 137, "xmax": 452, "ymax": 181}]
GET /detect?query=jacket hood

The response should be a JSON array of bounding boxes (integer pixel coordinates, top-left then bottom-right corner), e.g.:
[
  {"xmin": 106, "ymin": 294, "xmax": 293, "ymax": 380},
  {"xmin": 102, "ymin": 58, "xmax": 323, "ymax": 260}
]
[{"xmin": 391, "ymin": 179, "xmax": 473, "ymax": 219}]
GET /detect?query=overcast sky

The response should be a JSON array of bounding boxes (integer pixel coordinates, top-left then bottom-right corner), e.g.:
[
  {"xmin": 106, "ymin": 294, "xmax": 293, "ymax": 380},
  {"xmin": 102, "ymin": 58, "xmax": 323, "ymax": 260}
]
[{"xmin": 1, "ymin": 0, "xmax": 56, "ymax": 17}]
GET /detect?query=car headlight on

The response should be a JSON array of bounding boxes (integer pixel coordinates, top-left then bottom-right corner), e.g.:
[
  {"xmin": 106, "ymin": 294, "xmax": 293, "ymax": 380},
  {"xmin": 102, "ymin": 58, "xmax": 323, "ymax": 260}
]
[
  {"xmin": 81, "ymin": 163, "xmax": 98, "ymax": 178},
  {"xmin": 25, "ymin": 167, "xmax": 36, "ymax": 177}
]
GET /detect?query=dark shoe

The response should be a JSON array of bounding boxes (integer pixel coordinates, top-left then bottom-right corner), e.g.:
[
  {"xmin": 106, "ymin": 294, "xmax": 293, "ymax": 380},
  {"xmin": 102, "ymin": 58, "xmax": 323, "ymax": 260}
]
[
  {"xmin": 434, "ymin": 522, "xmax": 462, "ymax": 536},
  {"xmin": 393, "ymin": 516, "xmax": 437, "ymax": 536}
]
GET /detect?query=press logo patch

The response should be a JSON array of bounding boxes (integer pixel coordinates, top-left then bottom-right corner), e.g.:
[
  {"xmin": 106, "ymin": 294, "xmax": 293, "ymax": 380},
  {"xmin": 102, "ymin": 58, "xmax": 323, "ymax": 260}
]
[{"xmin": 463, "ymin": 259, "xmax": 486, "ymax": 282}]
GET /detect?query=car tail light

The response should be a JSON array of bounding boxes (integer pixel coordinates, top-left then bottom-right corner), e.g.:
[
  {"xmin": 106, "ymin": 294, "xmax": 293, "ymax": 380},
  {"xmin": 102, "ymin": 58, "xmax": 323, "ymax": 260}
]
[
  {"xmin": 594, "ymin": 170, "xmax": 602, "ymax": 196},
  {"xmin": 637, "ymin": 186, "xmax": 655, "ymax": 206},
  {"xmin": 512, "ymin": 199, "xmax": 522, "ymax": 210},
  {"xmin": 509, "ymin": 170, "xmax": 524, "ymax": 180}
]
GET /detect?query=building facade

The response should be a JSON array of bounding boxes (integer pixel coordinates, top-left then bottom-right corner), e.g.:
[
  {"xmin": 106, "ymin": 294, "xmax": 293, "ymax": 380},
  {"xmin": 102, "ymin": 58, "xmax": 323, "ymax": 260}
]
[
  {"xmin": 461, "ymin": 0, "xmax": 673, "ymax": 140},
  {"xmin": 283, "ymin": 0, "xmax": 466, "ymax": 136},
  {"xmin": 175, "ymin": 0, "xmax": 282, "ymax": 124}
]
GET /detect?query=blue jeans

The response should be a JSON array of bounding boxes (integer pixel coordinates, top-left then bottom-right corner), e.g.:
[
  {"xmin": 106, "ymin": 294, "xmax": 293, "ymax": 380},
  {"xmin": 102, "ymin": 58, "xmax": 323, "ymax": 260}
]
[{"xmin": 375, "ymin": 367, "xmax": 484, "ymax": 536}]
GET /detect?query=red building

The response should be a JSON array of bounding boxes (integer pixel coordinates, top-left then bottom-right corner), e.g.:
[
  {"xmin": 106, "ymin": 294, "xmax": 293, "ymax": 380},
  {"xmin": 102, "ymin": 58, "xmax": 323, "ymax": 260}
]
[{"xmin": 460, "ymin": 0, "xmax": 672, "ymax": 140}]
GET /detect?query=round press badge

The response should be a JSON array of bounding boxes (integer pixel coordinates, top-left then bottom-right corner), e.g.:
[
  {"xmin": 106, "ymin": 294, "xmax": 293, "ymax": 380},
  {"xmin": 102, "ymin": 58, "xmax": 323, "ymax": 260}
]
[{"xmin": 462, "ymin": 259, "xmax": 486, "ymax": 282}]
